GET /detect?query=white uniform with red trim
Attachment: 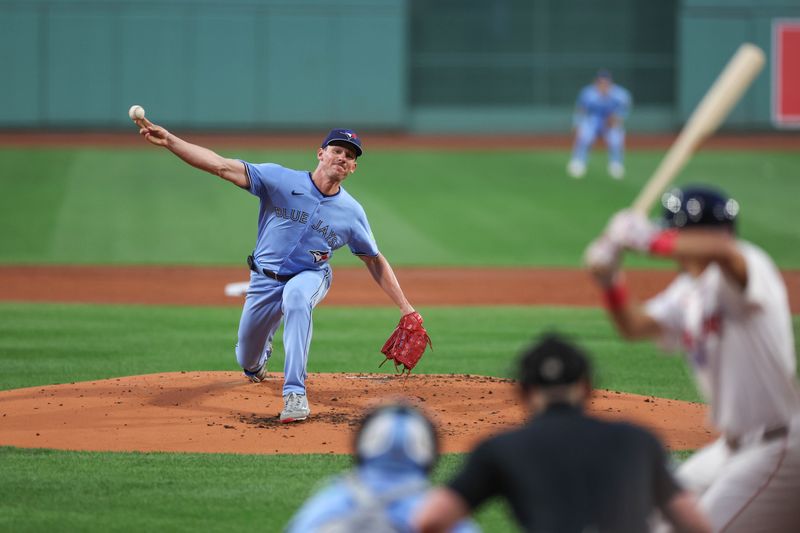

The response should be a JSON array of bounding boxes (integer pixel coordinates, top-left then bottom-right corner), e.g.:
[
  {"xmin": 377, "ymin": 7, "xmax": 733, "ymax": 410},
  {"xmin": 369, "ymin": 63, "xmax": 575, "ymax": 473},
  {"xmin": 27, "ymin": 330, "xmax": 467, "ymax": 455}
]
[{"xmin": 645, "ymin": 240, "xmax": 800, "ymax": 532}]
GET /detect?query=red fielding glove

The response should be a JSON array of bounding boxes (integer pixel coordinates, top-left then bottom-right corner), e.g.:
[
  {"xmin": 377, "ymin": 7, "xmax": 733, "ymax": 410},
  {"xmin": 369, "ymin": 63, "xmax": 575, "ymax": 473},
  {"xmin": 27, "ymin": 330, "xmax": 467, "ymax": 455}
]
[{"xmin": 380, "ymin": 312, "xmax": 432, "ymax": 375}]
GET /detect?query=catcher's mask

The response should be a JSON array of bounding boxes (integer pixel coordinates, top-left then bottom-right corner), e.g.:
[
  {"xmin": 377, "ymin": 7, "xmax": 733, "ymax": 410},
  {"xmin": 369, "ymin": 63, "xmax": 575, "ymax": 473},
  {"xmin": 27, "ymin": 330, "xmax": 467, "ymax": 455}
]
[
  {"xmin": 660, "ymin": 185, "xmax": 739, "ymax": 232},
  {"xmin": 354, "ymin": 403, "xmax": 439, "ymax": 473}
]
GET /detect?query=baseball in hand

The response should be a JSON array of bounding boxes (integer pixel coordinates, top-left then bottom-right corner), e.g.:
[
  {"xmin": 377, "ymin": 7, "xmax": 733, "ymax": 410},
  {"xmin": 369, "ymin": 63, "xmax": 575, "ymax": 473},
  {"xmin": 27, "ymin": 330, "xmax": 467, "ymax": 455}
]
[{"xmin": 128, "ymin": 105, "xmax": 145, "ymax": 120}]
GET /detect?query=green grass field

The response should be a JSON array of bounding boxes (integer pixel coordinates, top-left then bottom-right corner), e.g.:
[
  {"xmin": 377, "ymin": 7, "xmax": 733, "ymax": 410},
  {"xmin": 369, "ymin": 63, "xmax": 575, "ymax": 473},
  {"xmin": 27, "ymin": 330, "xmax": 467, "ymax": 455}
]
[
  {"xmin": 1, "ymin": 145, "xmax": 799, "ymax": 531},
  {"xmin": 0, "ymin": 302, "xmax": 712, "ymax": 398},
  {"xmin": 1, "ymin": 147, "xmax": 799, "ymax": 267}
]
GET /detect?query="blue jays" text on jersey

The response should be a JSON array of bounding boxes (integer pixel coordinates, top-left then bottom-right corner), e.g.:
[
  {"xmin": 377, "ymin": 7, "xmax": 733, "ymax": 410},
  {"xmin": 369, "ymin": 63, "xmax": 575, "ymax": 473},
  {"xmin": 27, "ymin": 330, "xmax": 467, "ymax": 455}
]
[{"xmin": 242, "ymin": 162, "xmax": 379, "ymax": 275}]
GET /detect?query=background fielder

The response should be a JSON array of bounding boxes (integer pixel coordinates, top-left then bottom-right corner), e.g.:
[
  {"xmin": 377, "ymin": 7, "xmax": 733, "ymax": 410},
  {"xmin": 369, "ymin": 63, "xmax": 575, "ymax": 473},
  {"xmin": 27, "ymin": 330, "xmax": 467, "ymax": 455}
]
[
  {"xmin": 134, "ymin": 119, "xmax": 420, "ymax": 423},
  {"xmin": 567, "ymin": 70, "xmax": 632, "ymax": 180},
  {"xmin": 585, "ymin": 185, "xmax": 800, "ymax": 531}
]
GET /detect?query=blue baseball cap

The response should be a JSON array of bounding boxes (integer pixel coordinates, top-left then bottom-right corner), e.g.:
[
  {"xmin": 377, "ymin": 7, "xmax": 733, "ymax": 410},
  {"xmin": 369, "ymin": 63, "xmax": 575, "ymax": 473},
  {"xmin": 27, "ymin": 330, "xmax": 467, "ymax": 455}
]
[
  {"xmin": 321, "ymin": 128, "xmax": 363, "ymax": 157},
  {"xmin": 661, "ymin": 185, "xmax": 739, "ymax": 231},
  {"xmin": 596, "ymin": 69, "xmax": 612, "ymax": 80}
]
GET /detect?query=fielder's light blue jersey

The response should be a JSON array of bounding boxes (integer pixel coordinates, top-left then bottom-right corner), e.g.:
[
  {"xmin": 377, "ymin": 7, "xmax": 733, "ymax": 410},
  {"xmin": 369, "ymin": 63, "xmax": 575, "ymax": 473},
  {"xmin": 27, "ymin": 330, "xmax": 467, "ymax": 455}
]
[
  {"xmin": 575, "ymin": 83, "xmax": 632, "ymax": 123},
  {"xmin": 285, "ymin": 467, "xmax": 480, "ymax": 533},
  {"xmin": 243, "ymin": 162, "xmax": 379, "ymax": 275}
]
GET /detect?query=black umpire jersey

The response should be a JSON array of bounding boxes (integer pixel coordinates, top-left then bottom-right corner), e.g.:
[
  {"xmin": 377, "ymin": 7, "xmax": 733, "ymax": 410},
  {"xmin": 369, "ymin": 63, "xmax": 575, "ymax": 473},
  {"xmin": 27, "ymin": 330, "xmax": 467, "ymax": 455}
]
[{"xmin": 448, "ymin": 403, "xmax": 681, "ymax": 533}]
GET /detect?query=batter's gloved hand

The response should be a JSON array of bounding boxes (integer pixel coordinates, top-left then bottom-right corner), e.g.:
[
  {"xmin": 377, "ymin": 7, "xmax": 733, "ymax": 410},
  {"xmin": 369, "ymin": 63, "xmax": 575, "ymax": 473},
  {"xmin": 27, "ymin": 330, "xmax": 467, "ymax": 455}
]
[
  {"xmin": 605, "ymin": 209, "xmax": 659, "ymax": 253},
  {"xmin": 584, "ymin": 234, "xmax": 622, "ymax": 288},
  {"xmin": 380, "ymin": 312, "xmax": 432, "ymax": 375}
]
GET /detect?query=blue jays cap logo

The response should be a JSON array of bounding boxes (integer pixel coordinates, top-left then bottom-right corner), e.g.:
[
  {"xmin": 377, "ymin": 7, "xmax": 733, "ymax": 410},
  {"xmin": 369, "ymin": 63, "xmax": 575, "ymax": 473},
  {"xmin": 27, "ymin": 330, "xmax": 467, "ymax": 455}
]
[{"xmin": 321, "ymin": 128, "xmax": 363, "ymax": 157}]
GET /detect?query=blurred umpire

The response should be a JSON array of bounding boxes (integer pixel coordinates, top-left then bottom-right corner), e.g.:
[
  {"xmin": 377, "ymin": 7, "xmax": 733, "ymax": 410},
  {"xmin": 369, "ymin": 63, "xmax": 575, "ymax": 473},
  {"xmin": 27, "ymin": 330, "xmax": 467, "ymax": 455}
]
[{"xmin": 414, "ymin": 333, "xmax": 711, "ymax": 533}]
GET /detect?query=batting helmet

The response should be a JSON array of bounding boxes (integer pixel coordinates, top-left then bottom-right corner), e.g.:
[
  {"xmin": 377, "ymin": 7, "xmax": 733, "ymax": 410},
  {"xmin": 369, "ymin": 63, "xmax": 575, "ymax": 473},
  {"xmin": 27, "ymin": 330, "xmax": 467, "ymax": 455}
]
[
  {"xmin": 660, "ymin": 185, "xmax": 739, "ymax": 231},
  {"xmin": 354, "ymin": 403, "xmax": 439, "ymax": 473}
]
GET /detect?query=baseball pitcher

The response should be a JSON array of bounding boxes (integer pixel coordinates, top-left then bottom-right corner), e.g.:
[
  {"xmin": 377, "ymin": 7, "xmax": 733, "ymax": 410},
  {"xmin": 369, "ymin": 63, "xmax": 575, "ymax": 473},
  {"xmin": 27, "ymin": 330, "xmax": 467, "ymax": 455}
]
[{"xmin": 134, "ymin": 119, "xmax": 429, "ymax": 423}]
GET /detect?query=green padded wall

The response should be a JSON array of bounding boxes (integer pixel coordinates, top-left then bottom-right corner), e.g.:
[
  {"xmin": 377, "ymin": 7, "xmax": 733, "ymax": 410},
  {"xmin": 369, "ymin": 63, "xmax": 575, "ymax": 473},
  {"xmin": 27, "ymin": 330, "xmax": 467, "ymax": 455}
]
[
  {"xmin": 0, "ymin": 0, "xmax": 407, "ymax": 129},
  {"xmin": 3, "ymin": 0, "xmax": 798, "ymax": 132},
  {"xmin": 409, "ymin": 0, "xmax": 679, "ymax": 132},
  {"xmin": 679, "ymin": 0, "xmax": 800, "ymax": 128},
  {"xmin": 0, "ymin": 5, "xmax": 42, "ymax": 123}
]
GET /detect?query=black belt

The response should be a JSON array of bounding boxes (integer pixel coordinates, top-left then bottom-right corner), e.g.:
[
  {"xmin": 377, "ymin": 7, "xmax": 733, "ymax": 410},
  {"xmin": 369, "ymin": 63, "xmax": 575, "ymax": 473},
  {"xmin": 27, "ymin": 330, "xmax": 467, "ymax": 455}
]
[
  {"xmin": 726, "ymin": 425, "xmax": 789, "ymax": 451},
  {"xmin": 247, "ymin": 255, "xmax": 297, "ymax": 283}
]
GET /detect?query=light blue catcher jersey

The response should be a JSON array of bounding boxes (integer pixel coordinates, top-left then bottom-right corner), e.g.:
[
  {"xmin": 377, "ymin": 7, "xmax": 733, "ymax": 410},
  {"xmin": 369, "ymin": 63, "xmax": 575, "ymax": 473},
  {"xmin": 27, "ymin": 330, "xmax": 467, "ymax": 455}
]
[
  {"xmin": 242, "ymin": 162, "xmax": 379, "ymax": 275},
  {"xmin": 285, "ymin": 467, "xmax": 480, "ymax": 533},
  {"xmin": 576, "ymin": 83, "xmax": 631, "ymax": 121}
]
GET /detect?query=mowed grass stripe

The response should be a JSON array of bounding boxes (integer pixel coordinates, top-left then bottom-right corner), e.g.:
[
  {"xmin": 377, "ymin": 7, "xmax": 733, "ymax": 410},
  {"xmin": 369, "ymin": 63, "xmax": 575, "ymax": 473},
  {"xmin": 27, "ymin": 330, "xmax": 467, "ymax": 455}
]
[
  {"xmin": 5, "ymin": 302, "xmax": 799, "ymax": 400},
  {"xmin": 0, "ymin": 448, "xmax": 517, "ymax": 533},
  {"xmin": 0, "ymin": 300, "xmax": 767, "ymax": 402},
  {"xmin": 1, "ymin": 148, "xmax": 799, "ymax": 266}
]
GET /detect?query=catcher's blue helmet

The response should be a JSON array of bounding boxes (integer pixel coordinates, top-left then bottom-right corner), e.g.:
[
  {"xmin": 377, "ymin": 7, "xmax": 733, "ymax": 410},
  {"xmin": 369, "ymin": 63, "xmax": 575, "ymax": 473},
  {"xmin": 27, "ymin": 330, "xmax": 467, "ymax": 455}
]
[
  {"xmin": 661, "ymin": 185, "xmax": 739, "ymax": 231},
  {"xmin": 355, "ymin": 403, "xmax": 438, "ymax": 473}
]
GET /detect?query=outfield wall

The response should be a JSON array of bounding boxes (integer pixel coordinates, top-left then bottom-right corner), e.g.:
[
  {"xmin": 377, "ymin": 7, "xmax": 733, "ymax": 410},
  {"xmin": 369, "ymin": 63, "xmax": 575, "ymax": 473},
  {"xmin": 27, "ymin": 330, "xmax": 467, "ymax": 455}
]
[
  {"xmin": 0, "ymin": 0, "xmax": 407, "ymax": 130},
  {"xmin": 680, "ymin": 0, "xmax": 800, "ymax": 129},
  {"xmin": 0, "ymin": 0, "xmax": 797, "ymax": 133}
]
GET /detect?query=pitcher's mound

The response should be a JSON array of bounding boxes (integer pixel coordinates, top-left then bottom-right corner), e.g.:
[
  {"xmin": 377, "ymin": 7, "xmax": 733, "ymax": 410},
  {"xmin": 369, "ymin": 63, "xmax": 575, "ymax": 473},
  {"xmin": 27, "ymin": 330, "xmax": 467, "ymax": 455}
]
[{"xmin": 0, "ymin": 372, "xmax": 716, "ymax": 454}]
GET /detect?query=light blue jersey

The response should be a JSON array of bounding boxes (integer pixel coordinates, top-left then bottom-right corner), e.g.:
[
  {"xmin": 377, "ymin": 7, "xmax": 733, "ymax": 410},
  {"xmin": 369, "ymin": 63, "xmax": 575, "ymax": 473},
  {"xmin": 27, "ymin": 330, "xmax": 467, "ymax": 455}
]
[
  {"xmin": 286, "ymin": 466, "xmax": 480, "ymax": 533},
  {"xmin": 569, "ymin": 81, "xmax": 632, "ymax": 176},
  {"xmin": 574, "ymin": 83, "xmax": 631, "ymax": 125},
  {"xmin": 236, "ymin": 162, "xmax": 380, "ymax": 396},
  {"xmin": 243, "ymin": 162, "xmax": 378, "ymax": 274}
]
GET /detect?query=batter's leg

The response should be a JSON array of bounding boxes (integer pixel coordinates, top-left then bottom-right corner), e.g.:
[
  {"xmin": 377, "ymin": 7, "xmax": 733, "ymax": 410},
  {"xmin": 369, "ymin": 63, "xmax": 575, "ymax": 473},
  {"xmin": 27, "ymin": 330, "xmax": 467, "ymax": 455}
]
[
  {"xmin": 675, "ymin": 438, "xmax": 731, "ymax": 497},
  {"xmin": 235, "ymin": 272, "xmax": 285, "ymax": 375},
  {"xmin": 654, "ymin": 439, "xmax": 731, "ymax": 533},
  {"xmin": 700, "ymin": 422, "xmax": 800, "ymax": 532},
  {"xmin": 280, "ymin": 268, "xmax": 332, "ymax": 396}
]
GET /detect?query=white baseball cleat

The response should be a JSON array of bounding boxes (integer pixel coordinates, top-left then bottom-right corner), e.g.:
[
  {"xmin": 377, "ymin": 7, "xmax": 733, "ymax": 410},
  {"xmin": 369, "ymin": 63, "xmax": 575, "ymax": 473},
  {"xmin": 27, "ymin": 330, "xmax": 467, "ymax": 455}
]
[
  {"xmin": 243, "ymin": 363, "xmax": 269, "ymax": 383},
  {"xmin": 567, "ymin": 160, "xmax": 587, "ymax": 179},
  {"xmin": 280, "ymin": 392, "xmax": 310, "ymax": 423},
  {"xmin": 608, "ymin": 162, "xmax": 625, "ymax": 180}
]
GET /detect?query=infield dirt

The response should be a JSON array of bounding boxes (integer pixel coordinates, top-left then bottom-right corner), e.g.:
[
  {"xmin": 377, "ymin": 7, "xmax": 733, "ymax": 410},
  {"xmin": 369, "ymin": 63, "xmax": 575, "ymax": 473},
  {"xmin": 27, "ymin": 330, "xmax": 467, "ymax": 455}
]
[
  {"xmin": 3, "ymin": 265, "xmax": 799, "ymax": 311},
  {"xmin": 0, "ymin": 371, "xmax": 716, "ymax": 454}
]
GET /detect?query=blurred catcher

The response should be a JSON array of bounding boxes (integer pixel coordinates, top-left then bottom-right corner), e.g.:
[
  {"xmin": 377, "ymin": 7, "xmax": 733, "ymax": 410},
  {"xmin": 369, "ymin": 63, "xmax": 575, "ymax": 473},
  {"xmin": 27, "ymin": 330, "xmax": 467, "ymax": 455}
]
[{"xmin": 285, "ymin": 402, "xmax": 478, "ymax": 533}]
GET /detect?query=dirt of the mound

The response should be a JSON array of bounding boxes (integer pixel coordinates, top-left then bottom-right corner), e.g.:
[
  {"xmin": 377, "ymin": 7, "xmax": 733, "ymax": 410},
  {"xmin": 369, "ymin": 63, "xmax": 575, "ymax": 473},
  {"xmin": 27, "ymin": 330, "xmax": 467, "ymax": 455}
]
[{"xmin": 0, "ymin": 372, "xmax": 716, "ymax": 455}]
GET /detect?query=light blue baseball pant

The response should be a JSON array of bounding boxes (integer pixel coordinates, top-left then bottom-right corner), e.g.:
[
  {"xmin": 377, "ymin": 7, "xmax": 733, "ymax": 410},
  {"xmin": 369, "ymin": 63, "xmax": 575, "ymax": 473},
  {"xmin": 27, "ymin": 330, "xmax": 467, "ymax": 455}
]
[
  {"xmin": 571, "ymin": 116, "xmax": 625, "ymax": 165},
  {"xmin": 235, "ymin": 266, "xmax": 332, "ymax": 396}
]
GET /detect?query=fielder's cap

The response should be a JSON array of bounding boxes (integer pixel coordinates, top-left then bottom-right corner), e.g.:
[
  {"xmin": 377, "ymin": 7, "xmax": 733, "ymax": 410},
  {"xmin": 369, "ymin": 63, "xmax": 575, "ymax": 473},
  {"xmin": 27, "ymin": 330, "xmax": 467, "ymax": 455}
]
[
  {"xmin": 321, "ymin": 128, "xmax": 363, "ymax": 157},
  {"xmin": 596, "ymin": 69, "xmax": 612, "ymax": 80},
  {"xmin": 517, "ymin": 333, "xmax": 592, "ymax": 390},
  {"xmin": 355, "ymin": 402, "xmax": 438, "ymax": 473},
  {"xmin": 661, "ymin": 185, "xmax": 739, "ymax": 231}
]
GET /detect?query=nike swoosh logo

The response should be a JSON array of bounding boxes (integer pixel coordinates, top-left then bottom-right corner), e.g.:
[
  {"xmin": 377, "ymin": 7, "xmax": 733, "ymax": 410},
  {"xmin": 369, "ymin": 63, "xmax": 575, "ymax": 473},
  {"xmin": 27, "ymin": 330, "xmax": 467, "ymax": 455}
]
[{"xmin": 291, "ymin": 191, "xmax": 303, "ymax": 196}]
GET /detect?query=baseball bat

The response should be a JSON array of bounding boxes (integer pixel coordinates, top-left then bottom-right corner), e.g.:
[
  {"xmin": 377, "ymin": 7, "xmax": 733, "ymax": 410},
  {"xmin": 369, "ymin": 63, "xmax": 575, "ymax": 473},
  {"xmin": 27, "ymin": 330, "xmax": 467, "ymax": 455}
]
[{"xmin": 631, "ymin": 43, "xmax": 765, "ymax": 215}]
